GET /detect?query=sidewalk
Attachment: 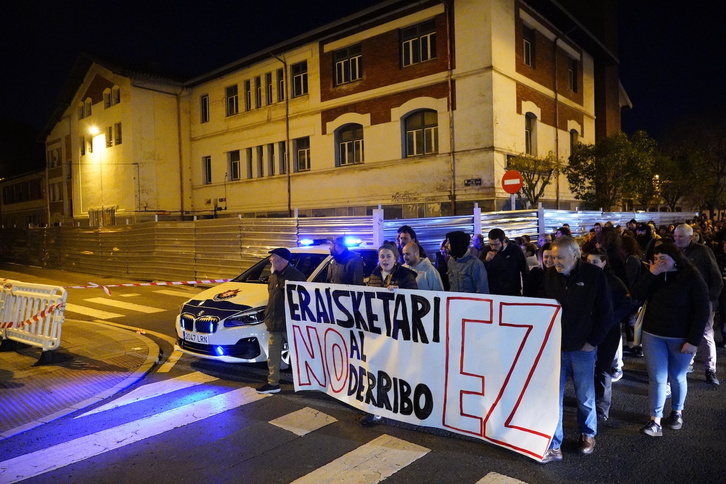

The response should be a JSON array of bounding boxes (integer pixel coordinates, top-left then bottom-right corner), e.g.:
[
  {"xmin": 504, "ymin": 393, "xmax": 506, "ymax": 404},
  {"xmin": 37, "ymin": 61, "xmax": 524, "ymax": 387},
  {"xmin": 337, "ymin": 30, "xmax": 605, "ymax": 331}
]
[{"xmin": 0, "ymin": 319, "xmax": 159, "ymax": 439}]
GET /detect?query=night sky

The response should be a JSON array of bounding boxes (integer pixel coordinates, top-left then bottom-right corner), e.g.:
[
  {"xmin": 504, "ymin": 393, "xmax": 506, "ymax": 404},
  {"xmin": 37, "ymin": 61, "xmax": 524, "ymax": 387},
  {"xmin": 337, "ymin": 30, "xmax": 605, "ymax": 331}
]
[{"xmin": 0, "ymin": 1, "xmax": 721, "ymax": 176}]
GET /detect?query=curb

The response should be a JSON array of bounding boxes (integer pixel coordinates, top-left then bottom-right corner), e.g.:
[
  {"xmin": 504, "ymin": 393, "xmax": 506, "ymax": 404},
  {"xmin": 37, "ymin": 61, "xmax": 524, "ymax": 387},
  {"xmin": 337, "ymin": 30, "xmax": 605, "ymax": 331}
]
[{"xmin": 0, "ymin": 320, "xmax": 160, "ymax": 439}]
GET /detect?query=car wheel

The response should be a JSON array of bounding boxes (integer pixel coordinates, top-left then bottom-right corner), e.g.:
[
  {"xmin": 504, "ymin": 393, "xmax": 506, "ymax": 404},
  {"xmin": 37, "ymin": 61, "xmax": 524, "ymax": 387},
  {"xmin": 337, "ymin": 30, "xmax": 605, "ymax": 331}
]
[{"xmin": 281, "ymin": 342, "xmax": 290, "ymax": 370}]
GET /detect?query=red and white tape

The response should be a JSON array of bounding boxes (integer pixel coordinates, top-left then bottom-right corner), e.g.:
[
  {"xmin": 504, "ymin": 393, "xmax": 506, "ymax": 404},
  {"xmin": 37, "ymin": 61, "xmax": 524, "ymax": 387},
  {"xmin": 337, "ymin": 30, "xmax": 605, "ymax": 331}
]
[
  {"xmin": 0, "ymin": 302, "xmax": 66, "ymax": 329},
  {"xmin": 65, "ymin": 279, "xmax": 230, "ymax": 296}
]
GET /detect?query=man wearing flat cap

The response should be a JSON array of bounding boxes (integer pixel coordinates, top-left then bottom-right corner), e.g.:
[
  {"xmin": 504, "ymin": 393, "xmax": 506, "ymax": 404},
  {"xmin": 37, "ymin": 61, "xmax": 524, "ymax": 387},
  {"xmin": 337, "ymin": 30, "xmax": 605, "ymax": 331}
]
[{"xmin": 257, "ymin": 248, "xmax": 306, "ymax": 394}]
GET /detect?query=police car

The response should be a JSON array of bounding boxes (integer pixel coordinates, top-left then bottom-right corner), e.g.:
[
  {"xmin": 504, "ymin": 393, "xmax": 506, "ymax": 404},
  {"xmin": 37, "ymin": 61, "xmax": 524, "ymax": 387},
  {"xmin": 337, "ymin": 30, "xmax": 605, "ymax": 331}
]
[{"xmin": 175, "ymin": 240, "xmax": 378, "ymax": 365}]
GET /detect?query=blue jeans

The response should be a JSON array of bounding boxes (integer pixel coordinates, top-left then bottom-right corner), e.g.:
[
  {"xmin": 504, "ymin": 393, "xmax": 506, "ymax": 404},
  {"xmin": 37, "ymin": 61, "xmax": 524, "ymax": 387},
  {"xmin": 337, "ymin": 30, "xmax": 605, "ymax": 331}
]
[
  {"xmin": 551, "ymin": 349, "xmax": 598, "ymax": 449},
  {"xmin": 642, "ymin": 331, "xmax": 692, "ymax": 418}
]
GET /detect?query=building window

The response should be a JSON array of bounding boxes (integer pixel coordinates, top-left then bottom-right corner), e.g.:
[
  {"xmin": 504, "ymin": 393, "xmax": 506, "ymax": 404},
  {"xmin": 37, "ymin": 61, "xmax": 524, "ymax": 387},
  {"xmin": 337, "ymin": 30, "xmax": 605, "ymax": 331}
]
[
  {"xmin": 294, "ymin": 137, "xmax": 310, "ymax": 172},
  {"xmin": 228, "ymin": 150, "xmax": 241, "ymax": 180},
  {"xmin": 88, "ymin": 136, "xmax": 93, "ymax": 154},
  {"xmin": 246, "ymin": 148, "xmax": 253, "ymax": 179},
  {"xmin": 278, "ymin": 141, "xmax": 287, "ymax": 174},
  {"xmin": 78, "ymin": 104, "xmax": 84, "ymax": 120},
  {"xmin": 112, "ymin": 86, "xmax": 121, "ymax": 105},
  {"xmin": 114, "ymin": 123, "xmax": 122, "ymax": 145},
  {"xmin": 202, "ymin": 156, "xmax": 212, "ymax": 184},
  {"xmin": 225, "ymin": 85, "xmax": 239, "ymax": 116},
  {"xmin": 568, "ymin": 58, "xmax": 578, "ymax": 92},
  {"xmin": 200, "ymin": 94, "xmax": 210, "ymax": 123},
  {"xmin": 255, "ymin": 76, "xmax": 262, "ymax": 108},
  {"xmin": 267, "ymin": 143, "xmax": 275, "ymax": 176},
  {"xmin": 50, "ymin": 182, "xmax": 63, "ymax": 202},
  {"xmin": 276, "ymin": 68, "xmax": 285, "ymax": 102},
  {"xmin": 84, "ymin": 99, "xmax": 92, "ymax": 117},
  {"xmin": 401, "ymin": 20, "xmax": 436, "ymax": 67},
  {"xmin": 79, "ymin": 136, "xmax": 86, "ymax": 156},
  {"xmin": 291, "ymin": 61, "xmax": 308, "ymax": 98},
  {"xmin": 265, "ymin": 72, "xmax": 273, "ymax": 105},
  {"xmin": 244, "ymin": 80, "xmax": 251, "ymax": 111},
  {"xmin": 256, "ymin": 145, "xmax": 264, "ymax": 178},
  {"xmin": 106, "ymin": 126, "xmax": 113, "ymax": 147},
  {"xmin": 337, "ymin": 124, "xmax": 364, "ymax": 166},
  {"xmin": 103, "ymin": 89, "xmax": 112, "ymax": 108},
  {"xmin": 404, "ymin": 110, "xmax": 438, "ymax": 157},
  {"xmin": 334, "ymin": 44, "xmax": 362, "ymax": 85},
  {"xmin": 525, "ymin": 112, "xmax": 537, "ymax": 155},
  {"xmin": 523, "ymin": 27, "xmax": 535, "ymax": 68}
]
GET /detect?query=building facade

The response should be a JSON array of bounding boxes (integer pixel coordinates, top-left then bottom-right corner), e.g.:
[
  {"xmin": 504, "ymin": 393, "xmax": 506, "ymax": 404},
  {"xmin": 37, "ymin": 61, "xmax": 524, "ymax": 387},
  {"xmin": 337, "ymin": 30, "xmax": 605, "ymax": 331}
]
[
  {"xmin": 0, "ymin": 171, "xmax": 47, "ymax": 228},
  {"xmin": 44, "ymin": 0, "xmax": 622, "ymax": 225}
]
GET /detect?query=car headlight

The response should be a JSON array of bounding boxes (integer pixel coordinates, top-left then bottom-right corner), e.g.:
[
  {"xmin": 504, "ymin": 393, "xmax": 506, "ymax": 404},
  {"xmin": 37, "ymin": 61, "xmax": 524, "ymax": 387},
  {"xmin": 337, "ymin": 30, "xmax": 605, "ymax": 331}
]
[{"xmin": 223, "ymin": 307, "xmax": 265, "ymax": 327}]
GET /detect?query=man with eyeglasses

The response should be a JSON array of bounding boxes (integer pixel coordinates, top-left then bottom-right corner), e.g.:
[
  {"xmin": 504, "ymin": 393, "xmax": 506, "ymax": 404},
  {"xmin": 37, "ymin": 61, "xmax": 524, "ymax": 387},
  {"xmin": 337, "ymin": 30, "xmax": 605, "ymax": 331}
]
[{"xmin": 484, "ymin": 228, "xmax": 529, "ymax": 296}]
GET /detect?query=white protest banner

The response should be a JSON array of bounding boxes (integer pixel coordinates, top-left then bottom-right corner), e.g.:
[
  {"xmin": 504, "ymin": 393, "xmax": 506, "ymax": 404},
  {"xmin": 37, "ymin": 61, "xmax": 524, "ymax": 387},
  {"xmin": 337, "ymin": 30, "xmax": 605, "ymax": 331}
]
[{"xmin": 285, "ymin": 282, "xmax": 561, "ymax": 461}]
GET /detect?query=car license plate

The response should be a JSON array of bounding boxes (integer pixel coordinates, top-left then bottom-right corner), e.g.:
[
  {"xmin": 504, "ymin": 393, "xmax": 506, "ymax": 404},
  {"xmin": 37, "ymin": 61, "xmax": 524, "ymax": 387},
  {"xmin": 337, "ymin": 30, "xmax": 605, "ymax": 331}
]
[{"xmin": 183, "ymin": 331, "xmax": 209, "ymax": 344}]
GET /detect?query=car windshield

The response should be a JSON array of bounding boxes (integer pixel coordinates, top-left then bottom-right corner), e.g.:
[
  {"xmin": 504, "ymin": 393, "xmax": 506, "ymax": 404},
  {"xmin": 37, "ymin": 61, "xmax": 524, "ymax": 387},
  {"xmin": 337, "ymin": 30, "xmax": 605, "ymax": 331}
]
[
  {"xmin": 231, "ymin": 253, "xmax": 329, "ymax": 283},
  {"xmin": 311, "ymin": 249, "xmax": 380, "ymax": 283}
]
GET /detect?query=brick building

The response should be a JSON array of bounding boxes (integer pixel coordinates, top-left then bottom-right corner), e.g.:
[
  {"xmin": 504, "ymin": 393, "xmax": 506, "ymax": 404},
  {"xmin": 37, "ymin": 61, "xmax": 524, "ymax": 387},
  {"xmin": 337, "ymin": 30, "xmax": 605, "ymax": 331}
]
[{"xmin": 43, "ymin": 0, "xmax": 624, "ymax": 225}]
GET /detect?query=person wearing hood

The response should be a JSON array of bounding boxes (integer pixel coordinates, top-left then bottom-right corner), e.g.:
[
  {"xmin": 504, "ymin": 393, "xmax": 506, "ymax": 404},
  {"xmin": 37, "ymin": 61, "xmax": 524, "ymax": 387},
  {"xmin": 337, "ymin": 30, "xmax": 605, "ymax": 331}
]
[
  {"xmin": 446, "ymin": 231, "xmax": 489, "ymax": 294},
  {"xmin": 327, "ymin": 236, "xmax": 364, "ymax": 285}
]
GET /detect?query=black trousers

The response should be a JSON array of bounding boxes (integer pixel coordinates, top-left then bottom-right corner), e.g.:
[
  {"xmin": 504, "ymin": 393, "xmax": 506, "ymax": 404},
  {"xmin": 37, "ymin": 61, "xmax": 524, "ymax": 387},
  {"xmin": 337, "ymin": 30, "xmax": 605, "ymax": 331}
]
[{"xmin": 595, "ymin": 323, "xmax": 621, "ymax": 418}]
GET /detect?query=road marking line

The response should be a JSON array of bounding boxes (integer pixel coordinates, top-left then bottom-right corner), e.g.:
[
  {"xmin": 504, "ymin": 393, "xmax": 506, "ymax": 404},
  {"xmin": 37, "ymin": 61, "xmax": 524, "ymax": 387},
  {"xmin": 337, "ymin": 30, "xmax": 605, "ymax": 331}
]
[
  {"xmin": 157, "ymin": 349, "xmax": 183, "ymax": 373},
  {"xmin": 291, "ymin": 434, "xmax": 430, "ymax": 484},
  {"xmin": 83, "ymin": 297, "xmax": 166, "ymax": 313},
  {"xmin": 476, "ymin": 472, "xmax": 529, "ymax": 484},
  {"xmin": 64, "ymin": 303, "xmax": 123, "ymax": 319},
  {"xmin": 0, "ymin": 387, "xmax": 268, "ymax": 483},
  {"xmin": 76, "ymin": 371, "xmax": 219, "ymax": 418},
  {"xmin": 154, "ymin": 289, "xmax": 199, "ymax": 297},
  {"xmin": 270, "ymin": 407, "xmax": 338, "ymax": 436}
]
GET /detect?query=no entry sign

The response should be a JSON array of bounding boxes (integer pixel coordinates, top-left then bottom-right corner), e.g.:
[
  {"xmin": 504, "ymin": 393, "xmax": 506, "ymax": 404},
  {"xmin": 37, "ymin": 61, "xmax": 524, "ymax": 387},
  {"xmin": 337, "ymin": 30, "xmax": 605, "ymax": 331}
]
[{"xmin": 501, "ymin": 170, "xmax": 523, "ymax": 194}]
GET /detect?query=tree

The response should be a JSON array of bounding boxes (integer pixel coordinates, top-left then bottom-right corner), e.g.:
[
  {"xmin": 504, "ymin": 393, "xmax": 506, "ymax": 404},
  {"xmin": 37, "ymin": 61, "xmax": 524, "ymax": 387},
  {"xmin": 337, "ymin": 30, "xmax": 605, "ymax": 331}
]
[
  {"xmin": 507, "ymin": 152, "xmax": 558, "ymax": 208},
  {"xmin": 564, "ymin": 131, "xmax": 657, "ymax": 211},
  {"xmin": 655, "ymin": 152, "xmax": 697, "ymax": 212},
  {"xmin": 661, "ymin": 115, "xmax": 726, "ymax": 214}
]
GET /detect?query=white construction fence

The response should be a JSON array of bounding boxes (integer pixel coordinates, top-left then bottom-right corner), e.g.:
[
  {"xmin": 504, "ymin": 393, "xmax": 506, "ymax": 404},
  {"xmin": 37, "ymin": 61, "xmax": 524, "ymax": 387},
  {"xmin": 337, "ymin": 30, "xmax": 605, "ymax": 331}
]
[{"xmin": 0, "ymin": 279, "xmax": 67, "ymax": 351}]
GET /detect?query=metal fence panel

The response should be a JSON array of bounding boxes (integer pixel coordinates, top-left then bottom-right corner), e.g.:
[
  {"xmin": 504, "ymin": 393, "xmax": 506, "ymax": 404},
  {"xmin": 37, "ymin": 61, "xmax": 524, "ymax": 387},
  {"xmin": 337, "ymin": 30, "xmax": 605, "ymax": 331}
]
[{"xmin": 0, "ymin": 209, "xmax": 699, "ymax": 283}]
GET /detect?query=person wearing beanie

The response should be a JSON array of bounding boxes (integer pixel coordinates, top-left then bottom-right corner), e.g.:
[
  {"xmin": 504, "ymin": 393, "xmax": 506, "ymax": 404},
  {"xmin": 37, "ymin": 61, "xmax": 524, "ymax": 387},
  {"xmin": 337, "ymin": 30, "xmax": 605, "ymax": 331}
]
[
  {"xmin": 445, "ymin": 231, "xmax": 489, "ymax": 294},
  {"xmin": 257, "ymin": 248, "xmax": 306, "ymax": 394},
  {"xmin": 327, "ymin": 236, "xmax": 364, "ymax": 285}
]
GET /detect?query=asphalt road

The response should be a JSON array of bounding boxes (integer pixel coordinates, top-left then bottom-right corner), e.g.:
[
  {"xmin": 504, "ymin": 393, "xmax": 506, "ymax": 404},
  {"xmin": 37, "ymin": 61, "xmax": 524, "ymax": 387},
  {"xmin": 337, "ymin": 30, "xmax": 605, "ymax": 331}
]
[{"xmin": 1, "ymin": 264, "xmax": 725, "ymax": 483}]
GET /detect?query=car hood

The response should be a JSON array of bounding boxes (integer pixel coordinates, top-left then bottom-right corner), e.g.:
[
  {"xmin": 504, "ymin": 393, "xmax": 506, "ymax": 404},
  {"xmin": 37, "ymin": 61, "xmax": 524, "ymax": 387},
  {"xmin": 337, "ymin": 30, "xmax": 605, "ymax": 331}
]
[{"xmin": 181, "ymin": 282, "xmax": 268, "ymax": 317}]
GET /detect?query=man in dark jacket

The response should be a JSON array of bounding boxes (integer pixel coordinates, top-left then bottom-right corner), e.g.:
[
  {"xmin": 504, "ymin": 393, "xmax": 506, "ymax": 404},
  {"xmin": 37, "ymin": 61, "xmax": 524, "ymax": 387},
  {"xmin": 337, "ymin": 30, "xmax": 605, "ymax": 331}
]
[
  {"xmin": 538, "ymin": 236, "xmax": 613, "ymax": 463},
  {"xmin": 327, "ymin": 237, "xmax": 364, "ymax": 285},
  {"xmin": 484, "ymin": 228, "xmax": 529, "ymax": 295},
  {"xmin": 257, "ymin": 248, "xmax": 306, "ymax": 394},
  {"xmin": 674, "ymin": 224, "xmax": 724, "ymax": 385}
]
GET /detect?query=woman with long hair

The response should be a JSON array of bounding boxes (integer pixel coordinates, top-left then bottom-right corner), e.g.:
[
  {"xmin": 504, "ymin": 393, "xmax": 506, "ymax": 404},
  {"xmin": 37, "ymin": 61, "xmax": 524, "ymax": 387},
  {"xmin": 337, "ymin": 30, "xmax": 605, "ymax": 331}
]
[{"xmin": 630, "ymin": 242, "xmax": 710, "ymax": 437}]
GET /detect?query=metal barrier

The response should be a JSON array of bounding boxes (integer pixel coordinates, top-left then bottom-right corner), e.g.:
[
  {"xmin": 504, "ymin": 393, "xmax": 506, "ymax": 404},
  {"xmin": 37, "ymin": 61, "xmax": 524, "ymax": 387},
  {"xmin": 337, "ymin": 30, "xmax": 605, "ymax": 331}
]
[{"xmin": 0, "ymin": 279, "xmax": 67, "ymax": 351}]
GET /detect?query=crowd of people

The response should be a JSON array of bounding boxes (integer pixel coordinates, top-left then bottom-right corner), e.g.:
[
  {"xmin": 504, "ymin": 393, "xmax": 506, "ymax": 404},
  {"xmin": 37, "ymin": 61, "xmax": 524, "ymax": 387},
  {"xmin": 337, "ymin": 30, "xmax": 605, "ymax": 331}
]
[{"xmin": 258, "ymin": 217, "xmax": 726, "ymax": 462}]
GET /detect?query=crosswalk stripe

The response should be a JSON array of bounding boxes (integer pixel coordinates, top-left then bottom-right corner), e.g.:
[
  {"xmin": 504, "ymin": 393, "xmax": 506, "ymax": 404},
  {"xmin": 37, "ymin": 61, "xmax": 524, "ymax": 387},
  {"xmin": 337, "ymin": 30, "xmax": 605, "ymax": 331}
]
[
  {"xmin": 0, "ymin": 387, "xmax": 268, "ymax": 483},
  {"xmin": 270, "ymin": 407, "xmax": 338, "ymax": 436},
  {"xmin": 76, "ymin": 371, "xmax": 219, "ymax": 418},
  {"xmin": 291, "ymin": 434, "xmax": 430, "ymax": 484},
  {"xmin": 476, "ymin": 472, "xmax": 529, "ymax": 484},
  {"xmin": 64, "ymin": 303, "xmax": 123, "ymax": 319},
  {"xmin": 154, "ymin": 289, "xmax": 199, "ymax": 298},
  {"xmin": 83, "ymin": 297, "xmax": 166, "ymax": 313},
  {"xmin": 157, "ymin": 349, "xmax": 183, "ymax": 373}
]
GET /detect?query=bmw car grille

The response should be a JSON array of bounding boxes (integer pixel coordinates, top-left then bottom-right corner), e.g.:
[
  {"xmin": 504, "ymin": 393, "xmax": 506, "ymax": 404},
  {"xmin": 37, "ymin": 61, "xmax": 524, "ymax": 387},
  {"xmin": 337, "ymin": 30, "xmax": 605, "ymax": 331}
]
[
  {"xmin": 177, "ymin": 337, "xmax": 262, "ymax": 359},
  {"xmin": 180, "ymin": 313, "xmax": 219, "ymax": 333}
]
